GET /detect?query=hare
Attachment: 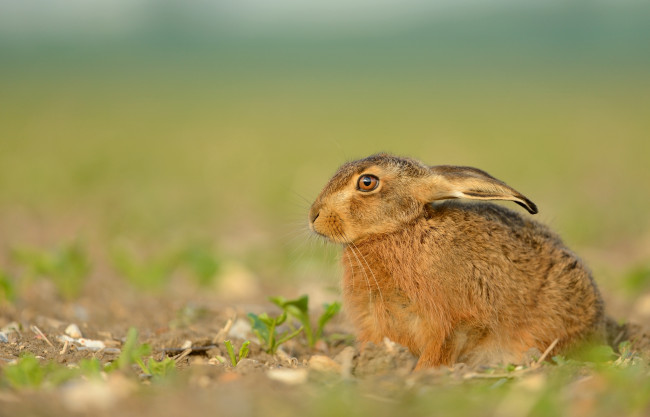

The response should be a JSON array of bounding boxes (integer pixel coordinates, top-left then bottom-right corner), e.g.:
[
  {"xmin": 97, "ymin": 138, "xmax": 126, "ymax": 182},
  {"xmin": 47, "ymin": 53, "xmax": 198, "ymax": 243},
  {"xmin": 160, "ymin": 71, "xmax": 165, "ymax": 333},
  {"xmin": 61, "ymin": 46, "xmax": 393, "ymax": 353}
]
[{"xmin": 309, "ymin": 153, "xmax": 605, "ymax": 369}]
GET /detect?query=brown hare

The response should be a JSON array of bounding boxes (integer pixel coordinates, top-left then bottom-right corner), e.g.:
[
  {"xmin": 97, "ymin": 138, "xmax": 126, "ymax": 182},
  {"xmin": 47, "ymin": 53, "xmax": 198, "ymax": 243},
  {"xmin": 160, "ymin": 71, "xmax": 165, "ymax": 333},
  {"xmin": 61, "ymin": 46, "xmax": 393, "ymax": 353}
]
[{"xmin": 309, "ymin": 153, "xmax": 605, "ymax": 369}]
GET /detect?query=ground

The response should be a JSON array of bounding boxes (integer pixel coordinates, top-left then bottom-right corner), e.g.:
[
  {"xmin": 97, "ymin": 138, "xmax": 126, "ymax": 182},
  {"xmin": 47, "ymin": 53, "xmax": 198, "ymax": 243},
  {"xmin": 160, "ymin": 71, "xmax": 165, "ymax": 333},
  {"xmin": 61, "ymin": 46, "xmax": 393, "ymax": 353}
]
[{"xmin": 2, "ymin": 260, "xmax": 650, "ymax": 417}]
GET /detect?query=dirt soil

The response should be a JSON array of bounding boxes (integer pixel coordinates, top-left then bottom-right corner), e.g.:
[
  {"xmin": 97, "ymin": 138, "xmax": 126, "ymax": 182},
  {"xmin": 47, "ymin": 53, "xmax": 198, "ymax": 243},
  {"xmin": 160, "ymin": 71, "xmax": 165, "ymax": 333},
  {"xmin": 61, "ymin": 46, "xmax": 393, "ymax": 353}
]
[{"xmin": 1, "ymin": 272, "xmax": 650, "ymax": 417}]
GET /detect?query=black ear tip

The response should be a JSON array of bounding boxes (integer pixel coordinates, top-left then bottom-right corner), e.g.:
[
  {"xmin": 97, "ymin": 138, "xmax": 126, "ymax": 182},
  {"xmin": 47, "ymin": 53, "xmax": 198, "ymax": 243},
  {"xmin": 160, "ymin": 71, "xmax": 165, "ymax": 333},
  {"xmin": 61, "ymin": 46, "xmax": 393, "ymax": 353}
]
[
  {"xmin": 526, "ymin": 200, "xmax": 538, "ymax": 214},
  {"xmin": 516, "ymin": 199, "xmax": 538, "ymax": 214}
]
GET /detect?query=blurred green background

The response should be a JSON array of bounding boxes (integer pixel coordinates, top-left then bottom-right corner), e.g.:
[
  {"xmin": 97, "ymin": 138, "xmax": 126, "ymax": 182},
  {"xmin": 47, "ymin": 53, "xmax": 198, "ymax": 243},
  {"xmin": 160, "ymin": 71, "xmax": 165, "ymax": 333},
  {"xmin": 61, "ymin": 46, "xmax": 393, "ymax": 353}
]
[{"xmin": 1, "ymin": 1, "xmax": 649, "ymax": 293}]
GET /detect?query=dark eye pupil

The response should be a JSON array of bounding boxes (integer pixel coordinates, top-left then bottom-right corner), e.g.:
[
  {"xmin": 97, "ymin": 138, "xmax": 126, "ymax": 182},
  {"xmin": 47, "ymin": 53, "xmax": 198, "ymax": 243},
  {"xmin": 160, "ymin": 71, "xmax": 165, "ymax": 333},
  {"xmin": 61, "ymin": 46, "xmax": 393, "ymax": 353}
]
[{"xmin": 363, "ymin": 177, "xmax": 372, "ymax": 186}]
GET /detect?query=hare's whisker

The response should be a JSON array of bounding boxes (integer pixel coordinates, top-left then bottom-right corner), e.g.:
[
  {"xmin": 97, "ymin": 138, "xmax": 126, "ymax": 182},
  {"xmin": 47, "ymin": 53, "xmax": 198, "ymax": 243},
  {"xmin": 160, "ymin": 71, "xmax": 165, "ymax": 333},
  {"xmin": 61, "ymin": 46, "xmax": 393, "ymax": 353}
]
[
  {"xmin": 349, "ymin": 239, "xmax": 385, "ymax": 306},
  {"xmin": 342, "ymin": 233, "xmax": 377, "ymax": 304},
  {"xmin": 336, "ymin": 229, "xmax": 371, "ymax": 298}
]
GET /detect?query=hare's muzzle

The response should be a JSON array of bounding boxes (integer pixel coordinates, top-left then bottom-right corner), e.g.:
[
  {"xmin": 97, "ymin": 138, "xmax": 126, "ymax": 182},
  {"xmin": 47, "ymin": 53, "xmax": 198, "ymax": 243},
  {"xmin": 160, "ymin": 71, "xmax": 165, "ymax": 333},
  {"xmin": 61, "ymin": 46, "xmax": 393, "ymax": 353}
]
[
  {"xmin": 309, "ymin": 209, "xmax": 320, "ymax": 224},
  {"xmin": 308, "ymin": 206, "xmax": 322, "ymax": 235}
]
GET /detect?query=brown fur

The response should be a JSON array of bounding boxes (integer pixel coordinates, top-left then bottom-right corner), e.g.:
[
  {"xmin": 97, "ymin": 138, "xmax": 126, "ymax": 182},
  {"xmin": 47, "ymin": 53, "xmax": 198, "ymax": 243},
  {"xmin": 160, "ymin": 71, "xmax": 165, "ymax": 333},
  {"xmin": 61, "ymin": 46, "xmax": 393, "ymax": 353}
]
[{"xmin": 309, "ymin": 153, "xmax": 605, "ymax": 369}]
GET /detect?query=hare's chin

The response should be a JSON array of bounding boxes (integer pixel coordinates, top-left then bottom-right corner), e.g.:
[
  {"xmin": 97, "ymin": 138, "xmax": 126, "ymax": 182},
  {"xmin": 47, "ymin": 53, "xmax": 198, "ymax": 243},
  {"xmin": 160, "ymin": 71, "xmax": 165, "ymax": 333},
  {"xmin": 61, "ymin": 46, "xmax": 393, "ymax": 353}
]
[{"xmin": 310, "ymin": 228, "xmax": 351, "ymax": 244}]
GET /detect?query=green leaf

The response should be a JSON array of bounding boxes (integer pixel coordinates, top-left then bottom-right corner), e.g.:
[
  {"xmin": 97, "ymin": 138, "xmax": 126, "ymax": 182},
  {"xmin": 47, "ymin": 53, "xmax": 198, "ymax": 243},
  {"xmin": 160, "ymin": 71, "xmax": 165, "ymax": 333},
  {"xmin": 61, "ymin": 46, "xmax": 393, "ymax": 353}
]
[
  {"xmin": 3, "ymin": 354, "xmax": 46, "ymax": 388},
  {"xmin": 248, "ymin": 313, "xmax": 270, "ymax": 345},
  {"xmin": 239, "ymin": 341, "xmax": 250, "ymax": 360},
  {"xmin": 622, "ymin": 265, "xmax": 650, "ymax": 294},
  {"xmin": 224, "ymin": 340, "xmax": 237, "ymax": 366},
  {"xmin": 277, "ymin": 326, "xmax": 304, "ymax": 346},
  {"xmin": 316, "ymin": 301, "xmax": 341, "ymax": 340},
  {"xmin": 110, "ymin": 245, "xmax": 177, "ymax": 291},
  {"xmin": 580, "ymin": 345, "xmax": 616, "ymax": 363},
  {"xmin": 180, "ymin": 244, "xmax": 220, "ymax": 287},
  {"xmin": 111, "ymin": 327, "xmax": 151, "ymax": 372},
  {"xmin": 0, "ymin": 270, "xmax": 15, "ymax": 303},
  {"xmin": 79, "ymin": 358, "xmax": 104, "ymax": 380},
  {"xmin": 12, "ymin": 242, "xmax": 90, "ymax": 300},
  {"xmin": 552, "ymin": 355, "xmax": 568, "ymax": 366},
  {"xmin": 145, "ymin": 357, "xmax": 176, "ymax": 380}
]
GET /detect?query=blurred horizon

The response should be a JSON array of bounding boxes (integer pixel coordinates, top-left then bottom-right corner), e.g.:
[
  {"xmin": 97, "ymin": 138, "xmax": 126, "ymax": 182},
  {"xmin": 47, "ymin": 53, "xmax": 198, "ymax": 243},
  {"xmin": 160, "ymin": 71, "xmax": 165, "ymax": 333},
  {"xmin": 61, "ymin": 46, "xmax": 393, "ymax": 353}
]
[{"xmin": 1, "ymin": 1, "xmax": 649, "ymax": 286}]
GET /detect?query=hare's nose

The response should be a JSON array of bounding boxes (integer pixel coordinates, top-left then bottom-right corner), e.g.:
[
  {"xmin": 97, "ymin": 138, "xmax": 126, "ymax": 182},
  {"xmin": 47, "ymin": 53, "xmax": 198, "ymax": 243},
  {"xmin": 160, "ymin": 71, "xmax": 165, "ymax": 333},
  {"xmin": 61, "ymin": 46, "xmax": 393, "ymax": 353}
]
[{"xmin": 309, "ymin": 208, "xmax": 320, "ymax": 224}]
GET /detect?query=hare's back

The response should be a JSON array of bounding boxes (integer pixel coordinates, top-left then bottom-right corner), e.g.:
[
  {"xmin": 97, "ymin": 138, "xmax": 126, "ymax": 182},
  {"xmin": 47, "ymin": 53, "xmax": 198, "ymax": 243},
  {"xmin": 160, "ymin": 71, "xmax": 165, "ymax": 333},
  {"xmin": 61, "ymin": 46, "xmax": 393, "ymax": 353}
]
[
  {"xmin": 424, "ymin": 200, "xmax": 562, "ymax": 253},
  {"xmin": 423, "ymin": 200, "xmax": 604, "ymax": 333},
  {"xmin": 423, "ymin": 201, "xmax": 589, "ymax": 300}
]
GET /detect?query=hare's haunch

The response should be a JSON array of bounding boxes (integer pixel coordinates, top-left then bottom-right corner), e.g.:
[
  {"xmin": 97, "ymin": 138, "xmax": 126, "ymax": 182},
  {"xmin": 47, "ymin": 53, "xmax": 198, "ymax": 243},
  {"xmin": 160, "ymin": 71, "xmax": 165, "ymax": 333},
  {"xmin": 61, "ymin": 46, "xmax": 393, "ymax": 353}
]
[{"xmin": 309, "ymin": 153, "xmax": 605, "ymax": 369}]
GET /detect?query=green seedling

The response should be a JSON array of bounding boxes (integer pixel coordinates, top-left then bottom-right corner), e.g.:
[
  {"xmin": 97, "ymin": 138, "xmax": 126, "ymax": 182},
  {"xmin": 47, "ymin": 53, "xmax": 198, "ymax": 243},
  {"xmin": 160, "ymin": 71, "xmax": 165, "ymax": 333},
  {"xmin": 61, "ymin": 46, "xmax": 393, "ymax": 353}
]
[
  {"xmin": 12, "ymin": 241, "xmax": 91, "ymax": 300},
  {"xmin": 248, "ymin": 311, "xmax": 302, "ymax": 354},
  {"xmin": 270, "ymin": 294, "xmax": 341, "ymax": 348},
  {"xmin": 622, "ymin": 264, "xmax": 650, "ymax": 295},
  {"xmin": 108, "ymin": 327, "xmax": 175, "ymax": 380},
  {"xmin": 3, "ymin": 354, "xmax": 47, "ymax": 388},
  {"xmin": 139, "ymin": 356, "xmax": 176, "ymax": 381},
  {"xmin": 224, "ymin": 340, "xmax": 250, "ymax": 366},
  {"xmin": 317, "ymin": 301, "xmax": 342, "ymax": 342},
  {"xmin": 110, "ymin": 245, "xmax": 178, "ymax": 291},
  {"xmin": 169, "ymin": 304, "xmax": 209, "ymax": 329},
  {"xmin": 111, "ymin": 242, "xmax": 221, "ymax": 291},
  {"xmin": 78, "ymin": 358, "xmax": 105, "ymax": 380},
  {"xmin": 179, "ymin": 243, "xmax": 220, "ymax": 287},
  {"xmin": 108, "ymin": 327, "xmax": 152, "ymax": 372},
  {"xmin": 2, "ymin": 354, "xmax": 101, "ymax": 389},
  {"xmin": 0, "ymin": 270, "xmax": 15, "ymax": 304}
]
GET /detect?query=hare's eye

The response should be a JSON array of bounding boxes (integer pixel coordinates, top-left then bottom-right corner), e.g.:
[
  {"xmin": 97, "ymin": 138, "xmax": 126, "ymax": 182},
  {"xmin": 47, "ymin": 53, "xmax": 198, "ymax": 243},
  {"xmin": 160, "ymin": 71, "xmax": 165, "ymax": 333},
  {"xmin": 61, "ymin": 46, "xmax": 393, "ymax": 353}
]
[{"xmin": 357, "ymin": 175, "xmax": 379, "ymax": 192}]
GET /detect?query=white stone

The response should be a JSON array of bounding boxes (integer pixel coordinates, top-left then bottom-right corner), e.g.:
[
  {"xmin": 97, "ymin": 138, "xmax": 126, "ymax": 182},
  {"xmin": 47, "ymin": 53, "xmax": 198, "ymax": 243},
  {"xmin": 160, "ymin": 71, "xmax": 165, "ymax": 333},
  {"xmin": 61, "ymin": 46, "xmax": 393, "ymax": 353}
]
[
  {"xmin": 308, "ymin": 355, "xmax": 342, "ymax": 374},
  {"xmin": 65, "ymin": 323, "xmax": 83, "ymax": 338},
  {"xmin": 266, "ymin": 368, "xmax": 308, "ymax": 385},
  {"xmin": 228, "ymin": 318, "xmax": 253, "ymax": 340}
]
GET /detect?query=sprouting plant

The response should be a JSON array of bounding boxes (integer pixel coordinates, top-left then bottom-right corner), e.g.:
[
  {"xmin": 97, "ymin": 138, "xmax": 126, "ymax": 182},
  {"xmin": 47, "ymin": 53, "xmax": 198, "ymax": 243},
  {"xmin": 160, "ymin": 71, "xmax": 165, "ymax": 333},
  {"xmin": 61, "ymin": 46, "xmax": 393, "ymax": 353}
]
[
  {"xmin": 78, "ymin": 358, "xmax": 105, "ymax": 380},
  {"xmin": 179, "ymin": 243, "xmax": 220, "ymax": 287},
  {"xmin": 3, "ymin": 354, "xmax": 47, "ymax": 388},
  {"xmin": 107, "ymin": 327, "xmax": 151, "ymax": 372},
  {"xmin": 108, "ymin": 327, "xmax": 175, "ymax": 380},
  {"xmin": 2, "ymin": 354, "xmax": 96, "ymax": 389},
  {"xmin": 622, "ymin": 264, "xmax": 650, "ymax": 295},
  {"xmin": 110, "ymin": 242, "xmax": 221, "ymax": 291},
  {"xmin": 169, "ymin": 304, "xmax": 209, "ymax": 329},
  {"xmin": 224, "ymin": 340, "xmax": 250, "ymax": 366},
  {"xmin": 11, "ymin": 241, "xmax": 91, "ymax": 300},
  {"xmin": 139, "ymin": 356, "xmax": 176, "ymax": 380},
  {"xmin": 0, "ymin": 270, "xmax": 15, "ymax": 304},
  {"xmin": 248, "ymin": 311, "xmax": 302, "ymax": 354},
  {"xmin": 317, "ymin": 301, "xmax": 342, "ymax": 342},
  {"xmin": 110, "ymin": 245, "xmax": 177, "ymax": 291},
  {"xmin": 269, "ymin": 294, "xmax": 341, "ymax": 348}
]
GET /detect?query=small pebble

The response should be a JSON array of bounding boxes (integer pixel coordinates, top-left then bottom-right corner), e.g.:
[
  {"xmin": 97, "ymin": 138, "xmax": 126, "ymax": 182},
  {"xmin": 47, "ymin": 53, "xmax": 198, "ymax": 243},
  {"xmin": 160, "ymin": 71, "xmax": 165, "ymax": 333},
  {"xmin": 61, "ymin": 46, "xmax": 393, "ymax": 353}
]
[
  {"xmin": 228, "ymin": 318, "xmax": 252, "ymax": 340},
  {"xmin": 65, "ymin": 324, "xmax": 83, "ymax": 338},
  {"xmin": 216, "ymin": 262, "xmax": 261, "ymax": 300},
  {"xmin": 266, "ymin": 368, "xmax": 308, "ymax": 385},
  {"xmin": 73, "ymin": 305, "xmax": 89, "ymax": 322},
  {"xmin": 334, "ymin": 346, "xmax": 356, "ymax": 379},
  {"xmin": 308, "ymin": 355, "xmax": 342, "ymax": 374},
  {"xmin": 1, "ymin": 322, "xmax": 20, "ymax": 334},
  {"xmin": 61, "ymin": 373, "xmax": 136, "ymax": 412},
  {"xmin": 235, "ymin": 358, "xmax": 263, "ymax": 373},
  {"xmin": 0, "ymin": 332, "xmax": 8, "ymax": 343},
  {"xmin": 58, "ymin": 335, "xmax": 106, "ymax": 351}
]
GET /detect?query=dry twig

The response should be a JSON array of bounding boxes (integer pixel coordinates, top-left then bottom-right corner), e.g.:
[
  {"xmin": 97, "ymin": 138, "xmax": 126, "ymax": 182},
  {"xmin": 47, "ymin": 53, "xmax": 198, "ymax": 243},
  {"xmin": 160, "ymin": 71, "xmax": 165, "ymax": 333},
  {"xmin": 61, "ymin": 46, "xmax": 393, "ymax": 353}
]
[
  {"xmin": 535, "ymin": 338, "xmax": 560, "ymax": 366},
  {"xmin": 30, "ymin": 325, "xmax": 54, "ymax": 348}
]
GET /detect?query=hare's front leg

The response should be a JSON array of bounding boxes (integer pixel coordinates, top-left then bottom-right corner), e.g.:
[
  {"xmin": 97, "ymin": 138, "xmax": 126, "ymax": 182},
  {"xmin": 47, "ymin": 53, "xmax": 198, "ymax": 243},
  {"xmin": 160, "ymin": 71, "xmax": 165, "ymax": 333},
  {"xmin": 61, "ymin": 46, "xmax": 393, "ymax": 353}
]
[{"xmin": 414, "ymin": 339, "xmax": 448, "ymax": 370}]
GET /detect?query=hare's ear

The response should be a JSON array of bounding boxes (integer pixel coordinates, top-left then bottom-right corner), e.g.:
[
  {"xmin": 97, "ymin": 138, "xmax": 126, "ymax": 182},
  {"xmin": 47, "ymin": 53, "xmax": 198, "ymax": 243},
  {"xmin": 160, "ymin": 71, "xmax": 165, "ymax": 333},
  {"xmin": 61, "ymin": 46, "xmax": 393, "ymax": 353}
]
[{"xmin": 425, "ymin": 165, "xmax": 538, "ymax": 214}]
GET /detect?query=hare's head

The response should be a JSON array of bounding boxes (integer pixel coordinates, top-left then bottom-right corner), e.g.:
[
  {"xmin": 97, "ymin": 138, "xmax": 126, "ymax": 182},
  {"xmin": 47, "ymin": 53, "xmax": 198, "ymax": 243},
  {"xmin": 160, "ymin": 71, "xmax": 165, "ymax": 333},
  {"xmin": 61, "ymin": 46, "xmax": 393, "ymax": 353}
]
[{"xmin": 309, "ymin": 153, "xmax": 537, "ymax": 243}]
